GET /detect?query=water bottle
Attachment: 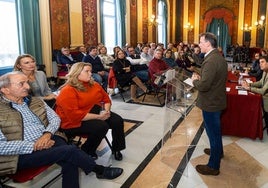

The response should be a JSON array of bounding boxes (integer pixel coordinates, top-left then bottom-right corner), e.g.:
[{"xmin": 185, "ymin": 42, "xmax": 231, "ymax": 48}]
[
  {"xmin": 238, "ymin": 75, "xmax": 243, "ymax": 85},
  {"xmin": 100, "ymin": 101, "xmax": 105, "ymax": 114}
]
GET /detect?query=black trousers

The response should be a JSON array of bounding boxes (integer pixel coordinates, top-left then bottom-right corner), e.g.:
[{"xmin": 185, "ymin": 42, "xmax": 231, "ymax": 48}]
[
  {"xmin": 63, "ymin": 111, "xmax": 126, "ymax": 153},
  {"xmin": 17, "ymin": 136, "xmax": 97, "ymax": 188}
]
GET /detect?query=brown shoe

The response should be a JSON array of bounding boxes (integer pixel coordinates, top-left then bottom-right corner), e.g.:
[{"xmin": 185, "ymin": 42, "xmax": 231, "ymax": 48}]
[
  {"xmin": 196, "ymin": 164, "xmax": 220, "ymax": 176},
  {"xmin": 204, "ymin": 148, "xmax": 224, "ymax": 158}
]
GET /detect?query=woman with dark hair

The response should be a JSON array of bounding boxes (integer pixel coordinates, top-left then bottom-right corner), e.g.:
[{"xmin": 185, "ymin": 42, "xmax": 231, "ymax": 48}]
[
  {"xmin": 113, "ymin": 49, "xmax": 148, "ymax": 101},
  {"xmin": 56, "ymin": 62, "xmax": 126, "ymax": 161}
]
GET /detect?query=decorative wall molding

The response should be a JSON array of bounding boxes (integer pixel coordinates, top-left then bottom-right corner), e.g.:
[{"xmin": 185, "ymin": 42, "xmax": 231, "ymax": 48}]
[
  {"xmin": 49, "ymin": 0, "xmax": 70, "ymax": 50},
  {"xmin": 81, "ymin": 0, "xmax": 98, "ymax": 46}
]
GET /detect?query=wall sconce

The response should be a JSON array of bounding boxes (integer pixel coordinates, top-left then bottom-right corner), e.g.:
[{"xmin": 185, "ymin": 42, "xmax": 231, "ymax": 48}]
[
  {"xmin": 184, "ymin": 23, "xmax": 194, "ymax": 31},
  {"xmin": 148, "ymin": 14, "xmax": 159, "ymax": 26},
  {"xmin": 255, "ymin": 15, "xmax": 265, "ymax": 31},
  {"xmin": 241, "ymin": 24, "xmax": 252, "ymax": 31}
]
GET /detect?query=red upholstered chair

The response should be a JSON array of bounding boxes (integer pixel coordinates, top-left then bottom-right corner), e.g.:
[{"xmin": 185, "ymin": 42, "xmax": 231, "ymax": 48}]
[{"xmin": 7, "ymin": 165, "xmax": 51, "ymax": 183}]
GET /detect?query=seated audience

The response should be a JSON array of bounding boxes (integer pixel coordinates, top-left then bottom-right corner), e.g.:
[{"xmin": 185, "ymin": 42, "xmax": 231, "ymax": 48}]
[
  {"xmin": 140, "ymin": 45, "xmax": 153, "ymax": 65},
  {"xmin": 167, "ymin": 42, "xmax": 177, "ymax": 53},
  {"xmin": 175, "ymin": 50, "xmax": 195, "ymax": 77},
  {"xmin": 261, "ymin": 49, "xmax": 268, "ymax": 57},
  {"xmin": 192, "ymin": 46, "xmax": 204, "ymax": 67},
  {"xmin": 56, "ymin": 62, "xmax": 125, "ymax": 161},
  {"xmin": 242, "ymin": 56, "xmax": 268, "ymax": 128},
  {"xmin": 149, "ymin": 49, "xmax": 170, "ymax": 84},
  {"xmin": 83, "ymin": 46, "xmax": 108, "ymax": 90},
  {"xmin": 13, "ymin": 54, "xmax": 57, "ymax": 108},
  {"xmin": 59, "ymin": 47, "xmax": 76, "ymax": 65},
  {"xmin": 248, "ymin": 52, "xmax": 263, "ymax": 81},
  {"xmin": 0, "ymin": 71, "xmax": 123, "ymax": 188},
  {"xmin": 76, "ymin": 45, "xmax": 88, "ymax": 62},
  {"xmin": 113, "ymin": 49, "xmax": 148, "ymax": 101},
  {"xmin": 135, "ymin": 42, "xmax": 142, "ymax": 54},
  {"xmin": 111, "ymin": 46, "xmax": 122, "ymax": 59},
  {"xmin": 162, "ymin": 49, "xmax": 177, "ymax": 68},
  {"xmin": 98, "ymin": 46, "xmax": 114, "ymax": 71},
  {"xmin": 126, "ymin": 46, "xmax": 149, "ymax": 82},
  {"xmin": 148, "ymin": 42, "xmax": 156, "ymax": 57}
]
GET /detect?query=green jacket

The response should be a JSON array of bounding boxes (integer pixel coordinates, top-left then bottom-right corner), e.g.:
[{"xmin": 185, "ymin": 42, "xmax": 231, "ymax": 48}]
[
  {"xmin": 250, "ymin": 72, "xmax": 268, "ymax": 112},
  {"xmin": 0, "ymin": 96, "xmax": 49, "ymax": 176},
  {"xmin": 193, "ymin": 49, "xmax": 228, "ymax": 112}
]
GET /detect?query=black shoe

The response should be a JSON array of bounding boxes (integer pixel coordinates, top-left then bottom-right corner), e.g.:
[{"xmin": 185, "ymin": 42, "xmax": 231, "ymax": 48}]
[
  {"xmin": 89, "ymin": 152, "xmax": 98, "ymax": 160},
  {"xmin": 113, "ymin": 151, "xmax": 123, "ymax": 161},
  {"xmin": 96, "ymin": 167, "xmax": 123, "ymax": 179}
]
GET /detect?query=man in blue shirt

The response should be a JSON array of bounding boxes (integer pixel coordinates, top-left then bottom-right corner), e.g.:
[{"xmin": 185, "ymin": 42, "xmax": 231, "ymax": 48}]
[{"xmin": 0, "ymin": 71, "xmax": 123, "ymax": 188}]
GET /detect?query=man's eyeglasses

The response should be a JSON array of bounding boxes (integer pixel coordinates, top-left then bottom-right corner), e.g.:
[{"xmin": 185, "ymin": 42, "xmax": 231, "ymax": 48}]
[{"xmin": 10, "ymin": 81, "xmax": 29, "ymax": 88}]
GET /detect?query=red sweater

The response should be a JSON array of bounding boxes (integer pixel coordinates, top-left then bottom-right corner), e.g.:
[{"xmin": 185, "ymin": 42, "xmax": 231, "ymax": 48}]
[
  {"xmin": 56, "ymin": 82, "xmax": 111, "ymax": 129},
  {"xmin": 149, "ymin": 58, "xmax": 169, "ymax": 82}
]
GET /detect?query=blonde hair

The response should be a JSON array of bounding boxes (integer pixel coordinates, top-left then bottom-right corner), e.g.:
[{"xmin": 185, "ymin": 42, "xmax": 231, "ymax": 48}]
[
  {"xmin": 66, "ymin": 62, "xmax": 94, "ymax": 91},
  {"xmin": 13, "ymin": 54, "xmax": 36, "ymax": 71}
]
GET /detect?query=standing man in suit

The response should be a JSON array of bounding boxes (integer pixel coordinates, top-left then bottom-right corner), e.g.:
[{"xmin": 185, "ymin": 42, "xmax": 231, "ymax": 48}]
[{"xmin": 191, "ymin": 32, "xmax": 227, "ymax": 176}]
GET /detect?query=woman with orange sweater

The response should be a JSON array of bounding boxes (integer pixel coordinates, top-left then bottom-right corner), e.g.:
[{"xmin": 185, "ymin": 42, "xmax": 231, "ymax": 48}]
[{"xmin": 56, "ymin": 62, "xmax": 125, "ymax": 161}]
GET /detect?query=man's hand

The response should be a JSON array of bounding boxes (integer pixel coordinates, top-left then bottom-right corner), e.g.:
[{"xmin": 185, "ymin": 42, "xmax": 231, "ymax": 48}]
[
  {"xmin": 98, "ymin": 71, "xmax": 105, "ymax": 76},
  {"xmin": 191, "ymin": 73, "xmax": 200, "ymax": 81},
  {"xmin": 33, "ymin": 132, "xmax": 55, "ymax": 151}
]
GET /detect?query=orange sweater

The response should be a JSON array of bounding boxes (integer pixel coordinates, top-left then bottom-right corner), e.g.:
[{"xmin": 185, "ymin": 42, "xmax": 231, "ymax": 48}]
[{"xmin": 56, "ymin": 82, "xmax": 111, "ymax": 129}]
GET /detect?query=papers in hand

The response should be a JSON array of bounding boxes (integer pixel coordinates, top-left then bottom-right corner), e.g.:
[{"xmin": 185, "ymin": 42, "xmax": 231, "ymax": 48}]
[{"xmin": 183, "ymin": 78, "xmax": 194, "ymax": 87}]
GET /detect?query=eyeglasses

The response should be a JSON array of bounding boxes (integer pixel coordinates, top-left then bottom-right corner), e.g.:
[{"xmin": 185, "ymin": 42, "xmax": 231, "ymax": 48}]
[{"xmin": 10, "ymin": 81, "xmax": 29, "ymax": 88}]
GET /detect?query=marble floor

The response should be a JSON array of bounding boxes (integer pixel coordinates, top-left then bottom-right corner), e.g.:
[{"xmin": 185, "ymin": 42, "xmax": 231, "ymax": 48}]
[{"xmin": 4, "ymin": 89, "xmax": 268, "ymax": 188}]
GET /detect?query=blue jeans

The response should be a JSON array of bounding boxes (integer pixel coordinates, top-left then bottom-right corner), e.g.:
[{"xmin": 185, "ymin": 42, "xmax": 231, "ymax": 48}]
[
  {"xmin": 202, "ymin": 110, "xmax": 223, "ymax": 170},
  {"xmin": 92, "ymin": 72, "xmax": 108, "ymax": 89},
  {"xmin": 17, "ymin": 136, "xmax": 97, "ymax": 188},
  {"xmin": 134, "ymin": 70, "xmax": 149, "ymax": 82}
]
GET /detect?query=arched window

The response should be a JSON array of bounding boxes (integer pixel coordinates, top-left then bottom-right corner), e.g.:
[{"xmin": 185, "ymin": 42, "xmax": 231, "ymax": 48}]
[
  {"xmin": 100, "ymin": 0, "xmax": 126, "ymax": 54},
  {"xmin": 157, "ymin": 0, "xmax": 167, "ymax": 46}
]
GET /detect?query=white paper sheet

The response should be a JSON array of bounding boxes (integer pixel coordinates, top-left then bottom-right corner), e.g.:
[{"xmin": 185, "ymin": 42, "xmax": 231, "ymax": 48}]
[
  {"xmin": 183, "ymin": 78, "xmax": 194, "ymax": 87},
  {"xmin": 238, "ymin": 90, "xmax": 248, "ymax": 95}
]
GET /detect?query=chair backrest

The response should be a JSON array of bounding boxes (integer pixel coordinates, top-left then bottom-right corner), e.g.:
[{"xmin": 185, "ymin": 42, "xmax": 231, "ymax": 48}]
[{"xmin": 108, "ymin": 68, "xmax": 117, "ymax": 89}]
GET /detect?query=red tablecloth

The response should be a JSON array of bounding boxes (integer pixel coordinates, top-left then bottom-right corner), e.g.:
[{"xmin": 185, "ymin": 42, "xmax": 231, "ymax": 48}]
[{"xmin": 221, "ymin": 72, "xmax": 263, "ymax": 140}]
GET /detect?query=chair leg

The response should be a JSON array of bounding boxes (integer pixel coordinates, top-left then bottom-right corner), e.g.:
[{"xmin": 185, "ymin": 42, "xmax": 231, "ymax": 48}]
[
  {"xmin": 104, "ymin": 136, "xmax": 112, "ymax": 150},
  {"xmin": 119, "ymin": 90, "xmax": 126, "ymax": 102}
]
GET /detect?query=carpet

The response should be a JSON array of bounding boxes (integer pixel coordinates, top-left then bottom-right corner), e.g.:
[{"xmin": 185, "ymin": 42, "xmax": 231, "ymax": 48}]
[
  {"xmin": 127, "ymin": 92, "xmax": 166, "ymax": 107},
  {"xmin": 191, "ymin": 143, "xmax": 268, "ymax": 188}
]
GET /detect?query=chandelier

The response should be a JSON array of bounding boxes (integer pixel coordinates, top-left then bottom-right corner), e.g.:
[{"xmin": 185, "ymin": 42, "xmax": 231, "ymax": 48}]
[
  {"xmin": 148, "ymin": 14, "xmax": 159, "ymax": 26},
  {"xmin": 241, "ymin": 24, "xmax": 252, "ymax": 31},
  {"xmin": 255, "ymin": 15, "xmax": 265, "ymax": 31},
  {"xmin": 184, "ymin": 22, "xmax": 194, "ymax": 32}
]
